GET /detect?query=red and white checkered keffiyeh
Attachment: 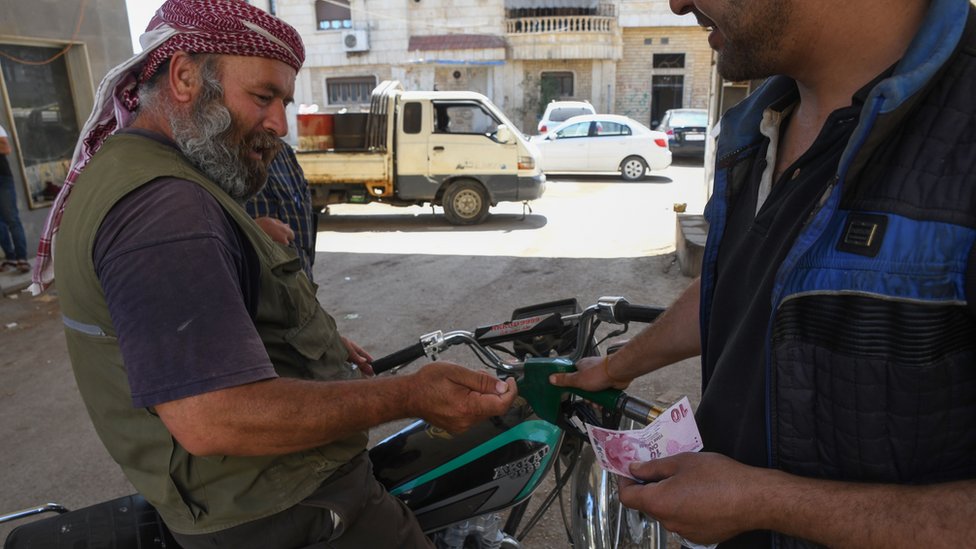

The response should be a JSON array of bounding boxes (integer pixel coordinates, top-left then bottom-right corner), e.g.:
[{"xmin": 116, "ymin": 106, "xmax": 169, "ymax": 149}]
[{"xmin": 30, "ymin": 0, "xmax": 304, "ymax": 295}]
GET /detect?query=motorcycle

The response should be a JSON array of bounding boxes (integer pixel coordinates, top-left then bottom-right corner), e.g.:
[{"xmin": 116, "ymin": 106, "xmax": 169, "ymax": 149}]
[{"xmin": 2, "ymin": 296, "xmax": 668, "ymax": 549}]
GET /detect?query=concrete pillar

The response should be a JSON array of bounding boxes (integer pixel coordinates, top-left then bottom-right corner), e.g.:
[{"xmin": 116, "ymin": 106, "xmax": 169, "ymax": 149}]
[{"xmin": 675, "ymin": 214, "xmax": 708, "ymax": 277}]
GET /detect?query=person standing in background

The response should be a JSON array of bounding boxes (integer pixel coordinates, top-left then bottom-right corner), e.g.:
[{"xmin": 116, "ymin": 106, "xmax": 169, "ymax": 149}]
[
  {"xmin": 246, "ymin": 140, "xmax": 317, "ymax": 280},
  {"xmin": 0, "ymin": 122, "xmax": 30, "ymax": 274}
]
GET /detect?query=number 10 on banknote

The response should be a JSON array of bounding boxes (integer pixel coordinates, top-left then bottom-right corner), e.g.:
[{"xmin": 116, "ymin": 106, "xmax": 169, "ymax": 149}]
[{"xmin": 585, "ymin": 396, "xmax": 704, "ymax": 481}]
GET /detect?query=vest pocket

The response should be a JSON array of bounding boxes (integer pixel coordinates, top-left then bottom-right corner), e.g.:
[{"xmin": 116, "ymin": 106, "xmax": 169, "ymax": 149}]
[
  {"xmin": 284, "ymin": 306, "xmax": 340, "ymax": 361},
  {"xmin": 259, "ymin": 249, "xmax": 348, "ymax": 376},
  {"xmin": 162, "ymin": 444, "xmax": 207, "ymax": 524}
]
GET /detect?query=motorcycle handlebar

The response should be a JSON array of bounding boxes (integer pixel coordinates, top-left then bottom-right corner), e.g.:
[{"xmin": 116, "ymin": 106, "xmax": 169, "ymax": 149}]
[
  {"xmin": 372, "ymin": 342, "xmax": 426, "ymax": 374},
  {"xmin": 613, "ymin": 301, "xmax": 665, "ymax": 324},
  {"xmin": 371, "ymin": 297, "xmax": 665, "ymax": 378}
]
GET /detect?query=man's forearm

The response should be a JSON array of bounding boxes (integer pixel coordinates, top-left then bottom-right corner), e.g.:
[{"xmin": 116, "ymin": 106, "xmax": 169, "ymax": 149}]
[
  {"xmin": 156, "ymin": 362, "xmax": 515, "ymax": 457},
  {"xmin": 761, "ymin": 471, "xmax": 976, "ymax": 548},
  {"xmin": 609, "ymin": 277, "xmax": 702, "ymax": 381},
  {"xmin": 157, "ymin": 375, "xmax": 414, "ymax": 456},
  {"xmin": 623, "ymin": 453, "xmax": 976, "ymax": 548}
]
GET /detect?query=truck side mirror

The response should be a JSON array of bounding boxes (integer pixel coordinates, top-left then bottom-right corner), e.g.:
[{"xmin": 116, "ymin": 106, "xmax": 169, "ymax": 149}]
[{"xmin": 494, "ymin": 125, "xmax": 514, "ymax": 144}]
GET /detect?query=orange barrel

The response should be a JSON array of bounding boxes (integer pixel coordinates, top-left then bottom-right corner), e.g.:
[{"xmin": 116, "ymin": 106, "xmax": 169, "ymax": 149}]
[{"xmin": 297, "ymin": 113, "xmax": 335, "ymax": 150}]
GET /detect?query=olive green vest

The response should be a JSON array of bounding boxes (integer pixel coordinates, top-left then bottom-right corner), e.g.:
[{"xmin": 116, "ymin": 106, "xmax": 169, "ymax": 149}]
[{"xmin": 54, "ymin": 133, "xmax": 368, "ymax": 534}]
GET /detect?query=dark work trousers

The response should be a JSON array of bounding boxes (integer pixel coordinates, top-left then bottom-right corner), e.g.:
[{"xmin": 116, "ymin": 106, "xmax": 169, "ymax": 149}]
[{"xmin": 171, "ymin": 452, "xmax": 432, "ymax": 549}]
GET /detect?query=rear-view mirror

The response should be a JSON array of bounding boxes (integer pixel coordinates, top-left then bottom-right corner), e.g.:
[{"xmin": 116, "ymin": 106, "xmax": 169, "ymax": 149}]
[{"xmin": 495, "ymin": 125, "xmax": 514, "ymax": 144}]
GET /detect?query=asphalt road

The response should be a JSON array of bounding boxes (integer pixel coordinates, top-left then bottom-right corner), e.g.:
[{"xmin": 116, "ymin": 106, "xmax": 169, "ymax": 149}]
[{"xmin": 0, "ymin": 159, "xmax": 706, "ymax": 545}]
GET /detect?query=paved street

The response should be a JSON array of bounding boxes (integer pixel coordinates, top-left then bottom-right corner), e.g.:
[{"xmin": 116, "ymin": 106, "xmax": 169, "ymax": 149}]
[{"xmin": 0, "ymin": 160, "xmax": 706, "ymax": 545}]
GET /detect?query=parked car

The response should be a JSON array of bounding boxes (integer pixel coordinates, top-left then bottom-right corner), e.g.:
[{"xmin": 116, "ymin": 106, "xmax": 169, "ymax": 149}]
[
  {"xmin": 534, "ymin": 114, "xmax": 672, "ymax": 181},
  {"xmin": 537, "ymin": 100, "xmax": 596, "ymax": 135},
  {"xmin": 655, "ymin": 108, "xmax": 708, "ymax": 158}
]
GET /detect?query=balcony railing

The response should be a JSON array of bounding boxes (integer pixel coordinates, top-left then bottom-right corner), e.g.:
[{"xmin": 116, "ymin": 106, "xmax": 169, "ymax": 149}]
[{"xmin": 506, "ymin": 15, "xmax": 615, "ymax": 34}]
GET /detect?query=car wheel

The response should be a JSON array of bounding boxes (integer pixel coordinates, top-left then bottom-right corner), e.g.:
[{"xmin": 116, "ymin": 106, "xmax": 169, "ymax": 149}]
[
  {"xmin": 443, "ymin": 180, "xmax": 490, "ymax": 225},
  {"xmin": 620, "ymin": 156, "xmax": 649, "ymax": 181}
]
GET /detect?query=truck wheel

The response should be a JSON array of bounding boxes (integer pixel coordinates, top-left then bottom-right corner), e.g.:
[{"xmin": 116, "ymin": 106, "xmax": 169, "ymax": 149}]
[
  {"xmin": 443, "ymin": 181, "xmax": 490, "ymax": 225},
  {"xmin": 620, "ymin": 156, "xmax": 648, "ymax": 181}
]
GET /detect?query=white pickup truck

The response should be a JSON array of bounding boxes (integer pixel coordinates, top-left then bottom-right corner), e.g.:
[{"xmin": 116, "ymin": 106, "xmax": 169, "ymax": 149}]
[{"xmin": 296, "ymin": 81, "xmax": 546, "ymax": 225}]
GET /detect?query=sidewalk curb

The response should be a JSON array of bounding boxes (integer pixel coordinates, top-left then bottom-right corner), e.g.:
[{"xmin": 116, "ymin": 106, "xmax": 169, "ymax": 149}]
[
  {"xmin": 1, "ymin": 275, "xmax": 31, "ymax": 296},
  {"xmin": 1, "ymin": 260, "xmax": 34, "ymax": 296}
]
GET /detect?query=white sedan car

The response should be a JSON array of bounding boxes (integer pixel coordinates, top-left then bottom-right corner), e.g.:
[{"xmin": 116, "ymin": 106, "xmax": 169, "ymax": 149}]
[{"xmin": 533, "ymin": 114, "xmax": 672, "ymax": 181}]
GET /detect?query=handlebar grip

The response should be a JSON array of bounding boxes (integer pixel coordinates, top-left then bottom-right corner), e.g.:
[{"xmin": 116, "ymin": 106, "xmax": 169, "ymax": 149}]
[
  {"xmin": 614, "ymin": 302, "xmax": 665, "ymax": 324},
  {"xmin": 372, "ymin": 342, "xmax": 426, "ymax": 374}
]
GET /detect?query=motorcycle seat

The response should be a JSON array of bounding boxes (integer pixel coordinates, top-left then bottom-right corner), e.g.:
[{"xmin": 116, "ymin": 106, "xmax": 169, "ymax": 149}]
[{"xmin": 4, "ymin": 493, "xmax": 179, "ymax": 549}]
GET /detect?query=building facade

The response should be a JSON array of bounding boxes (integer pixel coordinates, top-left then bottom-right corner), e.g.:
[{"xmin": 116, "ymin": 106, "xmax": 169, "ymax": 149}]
[
  {"xmin": 269, "ymin": 0, "xmax": 710, "ymax": 134},
  {"xmin": 0, "ymin": 0, "xmax": 132, "ymax": 265}
]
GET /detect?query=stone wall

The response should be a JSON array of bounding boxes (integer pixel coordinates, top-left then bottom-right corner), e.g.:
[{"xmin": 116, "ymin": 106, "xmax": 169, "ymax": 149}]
[{"xmin": 615, "ymin": 26, "xmax": 712, "ymax": 127}]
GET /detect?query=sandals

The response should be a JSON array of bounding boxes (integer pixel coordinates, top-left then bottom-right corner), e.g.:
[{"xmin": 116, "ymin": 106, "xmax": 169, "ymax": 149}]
[{"xmin": 1, "ymin": 260, "xmax": 30, "ymax": 273}]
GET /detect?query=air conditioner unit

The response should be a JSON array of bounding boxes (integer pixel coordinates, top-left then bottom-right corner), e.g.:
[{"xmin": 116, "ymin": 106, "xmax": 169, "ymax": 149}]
[{"xmin": 341, "ymin": 29, "xmax": 369, "ymax": 53}]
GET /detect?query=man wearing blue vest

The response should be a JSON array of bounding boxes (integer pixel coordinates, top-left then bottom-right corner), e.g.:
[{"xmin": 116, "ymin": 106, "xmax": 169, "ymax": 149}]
[{"xmin": 553, "ymin": 0, "xmax": 976, "ymax": 547}]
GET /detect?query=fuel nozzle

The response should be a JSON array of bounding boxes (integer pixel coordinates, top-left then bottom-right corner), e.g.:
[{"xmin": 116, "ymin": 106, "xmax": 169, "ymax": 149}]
[{"xmin": 616, "ymin": 395, "xmax": 665, "ymax": 425}]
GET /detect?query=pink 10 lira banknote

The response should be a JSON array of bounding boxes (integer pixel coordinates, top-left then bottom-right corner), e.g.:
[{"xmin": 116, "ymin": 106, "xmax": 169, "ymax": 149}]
[{"xmin": 585, "ymin": 396, "xmax": 704, "ymax": 481}]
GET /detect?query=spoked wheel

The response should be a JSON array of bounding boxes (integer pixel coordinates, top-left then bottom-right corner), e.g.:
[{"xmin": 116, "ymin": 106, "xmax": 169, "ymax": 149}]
[
  {"xmin": 620, "ymin": 156, "xmax": 649, "ymax": 181},
  {"xmin": 571, "ymin": 438, "xmax": 668, "ymax": 548},
  {"xmin": 442, "ymin": 180, "xmax": 491, "ymax": 225}
]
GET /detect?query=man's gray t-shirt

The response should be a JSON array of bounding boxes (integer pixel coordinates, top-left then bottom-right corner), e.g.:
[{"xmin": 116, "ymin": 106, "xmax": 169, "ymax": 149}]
[{"xmin": 94, "ymin": 177, "xmax": 277, "ymax": 408}]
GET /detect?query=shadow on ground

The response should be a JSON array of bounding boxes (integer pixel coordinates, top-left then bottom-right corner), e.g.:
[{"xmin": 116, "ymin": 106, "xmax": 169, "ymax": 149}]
[
  {"xmin": 544, "ymin": 173, "xmax": 673, "ymax": 184},
  {"xmin": 318, "ymin": 212, "xmax": 548, "ymax": 233}
]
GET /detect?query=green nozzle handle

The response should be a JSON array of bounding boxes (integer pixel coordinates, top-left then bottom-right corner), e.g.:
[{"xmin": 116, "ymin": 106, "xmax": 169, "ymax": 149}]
[{"xmin": 518, "ymin": 357, "xmax": 622, "ymax": 425}]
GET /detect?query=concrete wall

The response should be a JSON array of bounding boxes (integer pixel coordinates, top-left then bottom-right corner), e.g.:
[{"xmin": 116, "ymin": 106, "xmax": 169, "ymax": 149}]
[
  {"xmin": 275, "ymin": 0, "xmax": 711, "ymax": 136},
  {"xmin": 277, "ymin": 0, "xmax": 508, "ymax": 99},
  {"xmin": 0, "ymin": 0, "xmax": 132, "ymax": 262}
]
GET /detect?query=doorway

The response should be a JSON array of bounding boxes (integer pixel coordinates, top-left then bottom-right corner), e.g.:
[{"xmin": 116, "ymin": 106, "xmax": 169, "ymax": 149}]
[{"xmin": 650, "ymin": 74, "xmax": 684, "ymax": 128}]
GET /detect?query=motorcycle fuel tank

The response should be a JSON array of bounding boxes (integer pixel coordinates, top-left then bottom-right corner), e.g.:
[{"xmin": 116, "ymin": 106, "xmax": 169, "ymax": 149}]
[{"xmin": 369, "ymin": 399, "xmax": 563, "ymax": 533}]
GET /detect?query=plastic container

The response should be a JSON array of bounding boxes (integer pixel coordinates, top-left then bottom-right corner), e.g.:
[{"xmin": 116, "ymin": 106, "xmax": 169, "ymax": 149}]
[{"xmin": 333, "ymin": 112, "xmax": 368, "ymax": 150}]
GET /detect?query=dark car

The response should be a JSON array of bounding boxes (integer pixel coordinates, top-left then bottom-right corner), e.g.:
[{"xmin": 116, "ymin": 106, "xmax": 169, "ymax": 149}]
[{"xmin": 655, "ymin": 108, "xmax": 708, "ymax": 159}]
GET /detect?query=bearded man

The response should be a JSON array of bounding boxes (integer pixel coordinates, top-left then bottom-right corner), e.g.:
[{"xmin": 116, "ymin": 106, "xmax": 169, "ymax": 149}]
[{"xmin": 35, "ymin": 1, "xmax": 515, "ymax": 547}]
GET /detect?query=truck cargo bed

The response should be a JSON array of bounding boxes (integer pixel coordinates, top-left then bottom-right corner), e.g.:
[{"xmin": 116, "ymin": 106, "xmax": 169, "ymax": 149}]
[{"xmin": 297, "ymin": 150, "xmax": 389, "ymax": 185}]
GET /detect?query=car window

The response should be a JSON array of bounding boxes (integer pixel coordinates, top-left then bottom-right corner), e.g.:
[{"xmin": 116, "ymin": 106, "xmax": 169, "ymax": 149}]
[
  {"xmin": 594, "ymin": 121, "xmax": 631, "ymax": 137},
  {"xmin": 670, "ymin": 111, "xmax": 708, "ymax": 127},
  {"xmin": 554, "ymin": 122, "xmax": 591, "ymax": 139},
  {"xmin": 433, "ymin": 102, "xmax": 500, "ymax": 135},
  {"xmin": 550, "ymin": 107, "xmax": 593, "ymax": 122},
  {"xmin": 403, "ymin": 102, "xmax": 422, "ymax": 134}
]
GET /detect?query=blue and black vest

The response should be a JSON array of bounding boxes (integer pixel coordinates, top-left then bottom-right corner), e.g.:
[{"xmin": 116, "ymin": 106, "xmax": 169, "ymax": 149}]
[{"xmin": 702, "ymin": 1, "xmax": 976, "ymax": 546}]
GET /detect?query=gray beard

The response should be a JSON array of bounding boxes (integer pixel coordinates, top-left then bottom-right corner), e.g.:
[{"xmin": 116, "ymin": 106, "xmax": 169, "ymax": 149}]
[{"xmin": 168, "ymin": 76, "xmax": 276, "ymax": 202}]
